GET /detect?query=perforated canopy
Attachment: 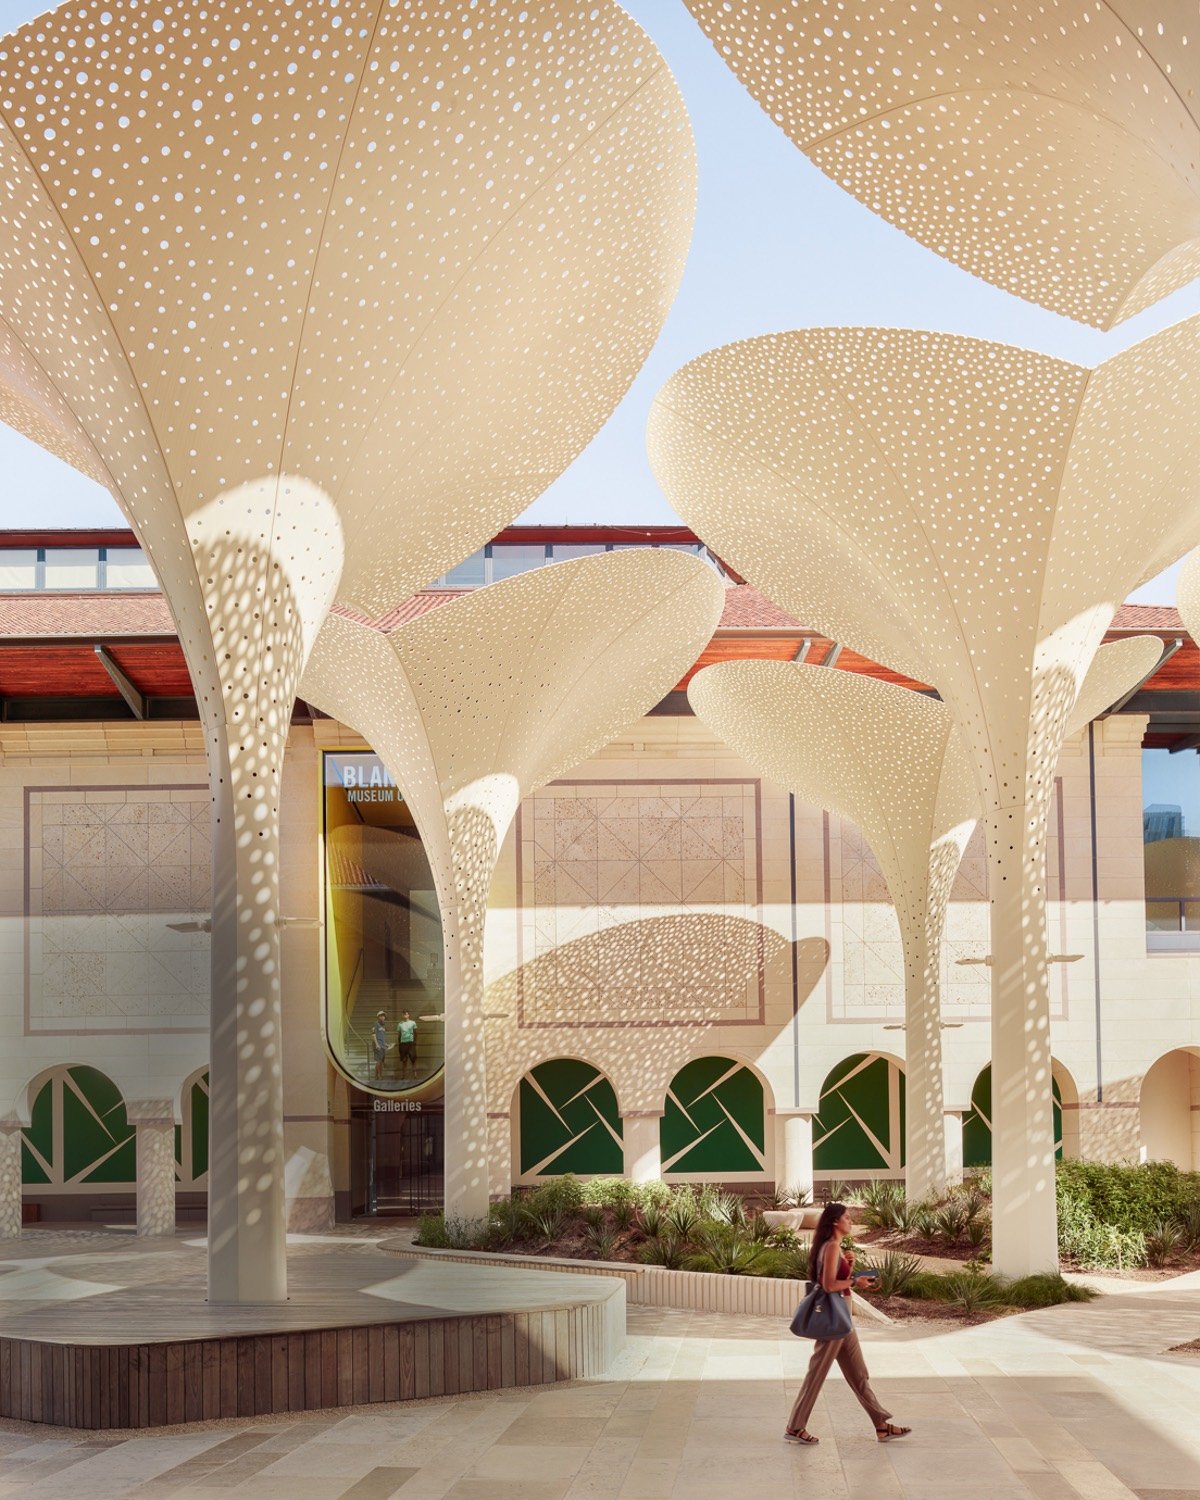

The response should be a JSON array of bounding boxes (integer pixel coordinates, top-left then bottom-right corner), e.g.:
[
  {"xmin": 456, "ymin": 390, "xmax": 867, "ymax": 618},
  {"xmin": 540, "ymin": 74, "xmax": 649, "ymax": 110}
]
[
  {"xmin": 0, "ymin": 0, "xmax": 696, "ymax": 1301},
  {"xmin": 683, "ymin": 1, "xmax": 1200, "ymax": 328}
]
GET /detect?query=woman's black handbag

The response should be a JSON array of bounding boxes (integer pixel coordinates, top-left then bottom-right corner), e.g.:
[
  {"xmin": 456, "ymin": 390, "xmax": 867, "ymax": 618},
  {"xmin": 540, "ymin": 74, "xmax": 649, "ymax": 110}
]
[{"xmin": 790, "ymin": 1280, "xmax": 853, "ymax": 1340}]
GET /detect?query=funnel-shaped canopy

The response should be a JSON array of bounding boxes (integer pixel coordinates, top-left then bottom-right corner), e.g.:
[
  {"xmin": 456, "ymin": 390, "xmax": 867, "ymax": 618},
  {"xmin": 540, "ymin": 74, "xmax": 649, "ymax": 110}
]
[
  {"xmin": 1066, "ymin": 636, "xmax": 1164, "ymax": 737},
  {"xmin": 0, "ymin": 0, "xmax": 696, "ymax": 640},
  {"xmin": 689, "ymin": 661, "xmax": 976, "ymax": 945},
  {"xmin": 683, "ymin": 1, "xmax": 1200, "ymax": 328},
  {"xmin": 1176, "ymin": 549, "xmax": 1200, "ymax": 652},
  {"xmin": 305, "ymin": 549, "xmax": 725, "ymax": 881},
  {"xmin": 649, "ymin": 322, "xmax": 1200, "ymax": 820}
]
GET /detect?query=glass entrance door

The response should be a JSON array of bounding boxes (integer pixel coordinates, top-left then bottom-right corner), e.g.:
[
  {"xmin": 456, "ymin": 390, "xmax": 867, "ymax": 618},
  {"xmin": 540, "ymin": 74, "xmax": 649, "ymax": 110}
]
[{"xmin": 351, "ymin": 1097, "xmax": 444, "ymax": 1217}]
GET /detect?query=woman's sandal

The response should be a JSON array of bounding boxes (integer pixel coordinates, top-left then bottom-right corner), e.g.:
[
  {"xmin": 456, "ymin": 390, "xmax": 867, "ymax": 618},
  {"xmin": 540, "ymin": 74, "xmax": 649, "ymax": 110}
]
[
  {"xmin": 784, "ymin": 1429, "xmax": 819, "ymax": 1445},
  {"xmin": 876, "ymin": 1423, "xmax": 911, "ymax": 1443}
]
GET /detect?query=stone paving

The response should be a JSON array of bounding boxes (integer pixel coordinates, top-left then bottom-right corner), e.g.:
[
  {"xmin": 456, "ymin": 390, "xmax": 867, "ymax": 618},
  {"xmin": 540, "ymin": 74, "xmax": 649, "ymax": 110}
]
[{"xmin": 0, "ymin": 1237, "xmax": 1198, "ymax": 1499}]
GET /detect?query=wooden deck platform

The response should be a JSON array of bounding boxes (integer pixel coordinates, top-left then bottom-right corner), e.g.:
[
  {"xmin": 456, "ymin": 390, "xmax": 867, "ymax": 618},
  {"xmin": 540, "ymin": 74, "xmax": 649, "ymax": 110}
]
[{"xmin": 0, "ymin": 1230, "xmax": 624, "ymax": 1429}]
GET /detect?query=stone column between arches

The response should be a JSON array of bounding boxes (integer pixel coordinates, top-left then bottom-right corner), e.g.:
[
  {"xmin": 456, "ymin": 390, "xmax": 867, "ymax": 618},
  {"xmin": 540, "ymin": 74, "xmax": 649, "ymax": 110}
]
[
  {"xmin": 0, "ymin": 1115, "xmax": 22, "ymax": 1240},
  {"xmin": 943, "ymin": 1109, "xmax": 965, "ymax": 1188},
  {"xmin": 621, "ymin": 1111, "xmax": 664, "ymax": 1184},
  {"xmin": 771, "ymin": 1109, "xmax": 815, "ymax": 1203},
  {"xmin": 126, "ymin": 1098, "xmax": 177, "ymax": 1238}
]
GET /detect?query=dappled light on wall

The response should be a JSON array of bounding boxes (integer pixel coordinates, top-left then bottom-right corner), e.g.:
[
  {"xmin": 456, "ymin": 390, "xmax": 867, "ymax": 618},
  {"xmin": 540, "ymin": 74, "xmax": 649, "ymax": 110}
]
[{"xmin": 302, "ymin": 549, "xmax": 725, "ymax": 1217}]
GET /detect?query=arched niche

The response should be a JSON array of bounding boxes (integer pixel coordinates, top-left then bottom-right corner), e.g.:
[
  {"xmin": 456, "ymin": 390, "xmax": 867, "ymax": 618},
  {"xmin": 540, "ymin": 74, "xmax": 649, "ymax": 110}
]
[
  {"xmin": 175, "ymin": 1068, "xmax": 209, "ymax": 1190},
  {"xmin": 1140, "ymin": 1049, "xmax": 1200, "ymax": 1170},
  {"xmin": 514, "ymin": 1057, "xmax": 623, "ymax": 1181},
  {"xmin": 661, "ymin": 1055, "xmax": 769, "ymax": 1179},
  {"xmin": 813, "ymin": 1052, "xmax": 906, "ymax": 1180},
  {"xmin": 963, "ymin": 1062, "xmax": 1072, "ymax": 1168},
  {"xmin": 21, "ymin": 1065, "xmax": 135, "ymax": 1188}
]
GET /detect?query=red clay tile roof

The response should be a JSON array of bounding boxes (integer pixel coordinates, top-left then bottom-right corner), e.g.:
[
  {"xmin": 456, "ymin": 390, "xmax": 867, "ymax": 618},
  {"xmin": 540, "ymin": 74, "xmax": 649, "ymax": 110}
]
[
  {"xmin": 717, "ymin": 586, "xmax": 802, "ymax": 629},
  {"xmin": 0, "ymin": 590, "xmax": 175, "ymax": 637},
  {"xmin": 0, "ymin": 587, "xmax": 1188, "ymax": 642},
  {"xmin": 1111, "ymin": 603, "xmax": 1184, "ymax": 632}
]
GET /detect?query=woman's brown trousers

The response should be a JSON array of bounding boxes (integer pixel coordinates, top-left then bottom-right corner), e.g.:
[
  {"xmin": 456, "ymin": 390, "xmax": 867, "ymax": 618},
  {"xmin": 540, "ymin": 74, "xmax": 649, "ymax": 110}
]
[{"xmin": 786, "ymin": 1329, "xmax": 891, "ymax": 1435}]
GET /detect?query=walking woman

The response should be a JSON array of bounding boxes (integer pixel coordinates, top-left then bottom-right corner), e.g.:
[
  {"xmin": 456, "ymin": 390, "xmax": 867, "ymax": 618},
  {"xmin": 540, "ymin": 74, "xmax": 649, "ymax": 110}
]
[{"xmin": 785, "ymin": 1202, "xmax": 911, "ymax": 1446}]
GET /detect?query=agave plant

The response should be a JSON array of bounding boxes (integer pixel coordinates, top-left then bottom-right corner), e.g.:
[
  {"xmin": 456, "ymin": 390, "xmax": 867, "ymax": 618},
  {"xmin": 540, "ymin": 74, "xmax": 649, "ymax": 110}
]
[
  {"xmin": 683, "ymin": 1223, "xmax": 781, "ymax": 1276},
  {"xmin": 1177, "ymin": 1200, "xmax": 1200, "ymax": 1252},
  {"xmin": 933, "ymin": 1201, "xmax": 967, "ymax": 1243},
  {"xmin": 773, "ymin": 1182, "xmax": 813, "ymax": 1209},
  {"xmin": 584, "ymin": 1224, "xmax": 618, "ymax": 1261},
  {"xmin": 899, "ymin": 1198, "xmax": 937, "ymax": 1239},
  {"xmin": 639, "ymin": 1203, "xmax": 666, "ymax": 1238},
  {"xmin": 665, "ymin": 1190, "xmax": 702, "ymax": 1239},
  {"xmin": 938, "ymin": 1269, "xmax": 1006, "ymax": 1314},
  {"xmin": 964, "ymin": 1216, "xmax": 990, "ymax": 1253},
  {"xmin": 749, "ymin": 1213, "xmax": 776, "ymax": 1243},
  {"xmin": 857, "ymin": 1180, "xmax": 906, "ymax": 1232},
  {"xmin": 483, "ymin": 1197, "xmax": 525, "ymax": 1248},
  {"xmin": 611, "ymin": 1198, "xmax": 637, "ymax": 1232},
  {"xmin": 637, "ymin": 1233, "xmax": 686, "ymax": 1269},
  {"xmin": 521, "ymin": 1203, "xmax": 567, "ymax": 1245},
  {"xmin": 703, "ymin": 1191, "xmax": 747, "ymax": 1227},
  {"xmin": 1146, "ymin": 1216, "xmax": 1184, "ymax": 1268},
  {"xmin": 861, "ymin": 1250, "xmax": 923, "ymax": 1298}
]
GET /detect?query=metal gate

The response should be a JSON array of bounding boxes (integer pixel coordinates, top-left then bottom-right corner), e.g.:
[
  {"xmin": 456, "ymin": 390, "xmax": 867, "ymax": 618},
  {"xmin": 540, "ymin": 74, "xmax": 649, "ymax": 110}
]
[{"xmin": 350, "ymin": 1098, "xmax": 444, "ymax": 1217}]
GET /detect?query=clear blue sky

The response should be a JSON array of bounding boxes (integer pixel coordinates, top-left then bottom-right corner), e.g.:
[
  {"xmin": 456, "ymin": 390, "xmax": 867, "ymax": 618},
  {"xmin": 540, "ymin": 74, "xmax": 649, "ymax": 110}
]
[{"xmin": 0, "ymin": 0, "xmax": 1196, "ymax": 604}]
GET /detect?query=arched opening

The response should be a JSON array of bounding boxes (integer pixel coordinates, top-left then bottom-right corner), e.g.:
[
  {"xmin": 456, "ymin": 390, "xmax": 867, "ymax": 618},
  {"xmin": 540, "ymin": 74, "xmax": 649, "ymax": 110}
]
[
  {"xmin": 661, "ymin": 1055, "xmax": 768, "ymax": 1180},
  {"xmin": 324, "ymin": 750, "xmax": 447, "ymax": 1217},
  {"xmin": 514, "ymin": 1058, "xmax": 623, "ymax": 1181},
  {"xmin": 963, "ymin": 1063, "xmax": 1067, "ymax": 1168},
  {"xmin": 813, "ymin": 1052, "xmax": 905, "ymax": 1181},
  {"xmin": 1140, "ymin": 1048, "xmax": 1200, "ymax": 1170},
  {"xmin": 321, "ymin": 750, "xmax": 445, "ymax": 1100},
  {"xmin": 175, "ymin": 1068, "xmax": 209, "ymax": 1190},
  {"xmin": 21, "ymin": 1065, "xmax": 136, "ymax": 1223}
]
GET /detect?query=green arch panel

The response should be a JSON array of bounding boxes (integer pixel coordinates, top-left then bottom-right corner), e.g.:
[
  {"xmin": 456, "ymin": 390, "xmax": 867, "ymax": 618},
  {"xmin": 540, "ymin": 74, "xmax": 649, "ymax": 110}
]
[
  {"xmin": 661, "ymin": 1056, "xmax": 765, "ymax": 1175},
  {"xmin": 175, "ymin": 1071, "xmax": 209, "ymax": 1185},
  {"xmin": 21, "ymin": 1066, "xmax": 136, "ymax": 1186},
  {"xmin": 813, "ymin": 1053, "xmax": 906, "ymax": 1173},
  {"xmin": 962, "ymin": 1066, "xmax": 1063, "ymax": 1168},
  {"xmin": 519, "ymin": 1058, "xmax": 623, "ymax": 1177}
]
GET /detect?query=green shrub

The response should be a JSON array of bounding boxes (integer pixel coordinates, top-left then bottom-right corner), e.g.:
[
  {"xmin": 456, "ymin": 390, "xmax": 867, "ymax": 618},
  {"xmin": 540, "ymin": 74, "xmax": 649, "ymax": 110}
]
[
  {"xmin": 633, "ymin": 1180, "xmax": 672, "ymax": 1211},
  {"xmin": 902, "ymin": 1271, "xmax": 945, "ymax": 1301},
  {"xmin": 413, "ymin": 1213, "xmax": 488, "ymax": 1250},
  {"xmin": 580, "ymin": 1177, "xmax": 634, "ymax": 1209},
  {"xmin": 637, "ymin": 1233, "xmax": 686, "ymax": 1269},
  {"xmin": 523, "ymin": 1176, "xmax": 584, "ymax": 1216},
  {"xmin": 1056, "ymin": 1159, "xmax": 1200, "ymax": 1238},
  {"xmin": 1056, "ymin": 1180, "xmax": 1149, "ymax": 1269},
  {"xmin": 1001, "ymin": 1273, "xmax": 1098, "ymax": 1308},
  {"xmin": 580, "ymin": 1204, "xmax": 605, "ymax": 1232},
  {"xmin": 861, "ymin": 1250, "xmax": 923, "ymax": 1297}
]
